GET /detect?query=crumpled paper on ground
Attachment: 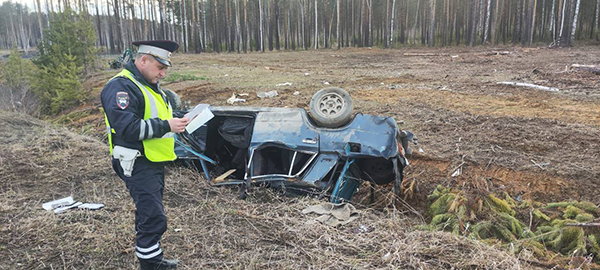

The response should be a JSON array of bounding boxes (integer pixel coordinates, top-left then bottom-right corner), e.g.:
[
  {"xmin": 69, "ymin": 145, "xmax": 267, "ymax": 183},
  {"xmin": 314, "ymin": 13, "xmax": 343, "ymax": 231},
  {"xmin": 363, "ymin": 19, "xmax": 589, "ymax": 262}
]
[{"xmin": 302, "ymin": 202, "xmax": 359, "ymax": 226}]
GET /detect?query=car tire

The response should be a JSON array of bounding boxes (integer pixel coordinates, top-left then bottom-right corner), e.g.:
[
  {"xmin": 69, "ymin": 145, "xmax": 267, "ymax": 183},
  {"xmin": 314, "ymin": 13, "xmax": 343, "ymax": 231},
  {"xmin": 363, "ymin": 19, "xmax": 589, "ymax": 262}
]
[
  {"xmin": 309, "ymin": 87, "xmax": 353, "ymax": 128},
  {"xmin": 163, "ymin": 89, "xmax": 182, "ymax": 111},
  {"xmin": 361, "ymin": 158, "xmax": 394, "ymax": 185}
]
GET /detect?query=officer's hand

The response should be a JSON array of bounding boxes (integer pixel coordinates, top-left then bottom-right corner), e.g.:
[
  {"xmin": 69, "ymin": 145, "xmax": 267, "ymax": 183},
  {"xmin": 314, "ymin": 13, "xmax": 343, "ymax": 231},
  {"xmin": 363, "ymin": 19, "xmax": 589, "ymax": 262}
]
[{"xmin": 168, "ymin": 117, "xmax": 189, "ymax": 133}]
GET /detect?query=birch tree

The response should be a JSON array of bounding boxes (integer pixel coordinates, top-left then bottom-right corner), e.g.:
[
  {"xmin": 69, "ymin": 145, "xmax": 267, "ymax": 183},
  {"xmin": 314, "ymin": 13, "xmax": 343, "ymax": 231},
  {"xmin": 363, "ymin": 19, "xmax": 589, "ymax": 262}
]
[
  {"xmin": 483, "ymin": 0, "xmax": 491, "ymax": 44},
  {"xmin": 260, "ymin": 0, "xmax": 264, "ymax": 51},
  {"xmin": 35, "ymin": 0, "xmax": 44, "ymax": 43},
  {"xmin": 529, "ymin": 0, "xmax": 537, "ymax": 45},
  {"xmin": 314, "ymin": 0, "xmax": 317, "ymax": 49},
  {"xmin": 549, "ymin": 0, "xmax": 556, "ymax": 40},
  {"xmin": 113, "ymin": 0, "xmax": 124, "ymax": 51},
  {"xmin": 596, "ymin": 0, "xmax": 600, "ymax": 39},
  {"xmin": 428, "ymin": 0, "xmax": 435, "ymax": 46},
  {"xmin": 337, "ymin": 0, "xmax": 340, "ymax": 49},
  {"xmin": 570, "ymin": 0, "xmax": 581, "ymax": 44},
  {"xmin": 390, "ymin": 0, "xmax": 396, "ymax": 44}
]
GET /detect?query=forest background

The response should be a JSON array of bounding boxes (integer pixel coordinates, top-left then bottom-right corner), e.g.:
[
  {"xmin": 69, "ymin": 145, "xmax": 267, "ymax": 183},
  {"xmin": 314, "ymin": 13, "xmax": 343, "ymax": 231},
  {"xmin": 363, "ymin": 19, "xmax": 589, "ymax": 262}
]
[{"xmin": 1, "ymin": 0, "xmax": 599, "ymax": 54}]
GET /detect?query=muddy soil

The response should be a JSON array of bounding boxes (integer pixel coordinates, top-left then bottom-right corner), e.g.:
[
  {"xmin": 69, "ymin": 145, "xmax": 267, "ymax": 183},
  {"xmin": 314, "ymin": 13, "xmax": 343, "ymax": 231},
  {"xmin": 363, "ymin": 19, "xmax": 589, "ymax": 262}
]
[{"xmin": 82, "ymin": 45, "xmax": 600, "ymax": 206}]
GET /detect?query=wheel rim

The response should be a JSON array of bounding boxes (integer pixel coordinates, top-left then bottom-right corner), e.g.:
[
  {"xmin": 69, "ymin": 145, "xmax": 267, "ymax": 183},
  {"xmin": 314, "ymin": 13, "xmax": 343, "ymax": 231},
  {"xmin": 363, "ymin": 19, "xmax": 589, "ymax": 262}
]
[{"xmin": 318, "ymin": 93, "xmax": 345, "ymax": 116}]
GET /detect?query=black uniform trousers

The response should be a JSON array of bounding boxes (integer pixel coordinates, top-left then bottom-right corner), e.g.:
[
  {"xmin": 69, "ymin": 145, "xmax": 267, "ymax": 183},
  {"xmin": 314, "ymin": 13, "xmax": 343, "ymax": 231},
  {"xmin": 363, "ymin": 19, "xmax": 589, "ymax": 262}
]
[{"xmin": 112, "ymin": 156, "xmax": 167, "ymax": 263}]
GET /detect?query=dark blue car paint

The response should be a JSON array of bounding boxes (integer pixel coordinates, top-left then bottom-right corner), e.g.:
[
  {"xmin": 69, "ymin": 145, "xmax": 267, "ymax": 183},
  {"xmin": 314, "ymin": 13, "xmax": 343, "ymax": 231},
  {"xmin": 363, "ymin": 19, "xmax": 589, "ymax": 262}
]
[{"xmin": 175, "ymin": 106, "xmax": 408, "ymax": 202}]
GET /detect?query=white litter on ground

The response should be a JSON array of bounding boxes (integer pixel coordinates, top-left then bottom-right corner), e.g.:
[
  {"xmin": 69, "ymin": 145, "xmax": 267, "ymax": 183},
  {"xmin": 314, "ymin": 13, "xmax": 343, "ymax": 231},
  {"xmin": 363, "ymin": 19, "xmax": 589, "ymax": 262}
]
[
  {"xmin": 42, "ymin": 196, "xmax": 104, "ymax": 214},
  {"xmin": 227, "ymin": 94, "xmax": 247, "ymax": 104},
  {"xmin": 257, "ymin": 90, "xmax": 278, "ymax": 98}
]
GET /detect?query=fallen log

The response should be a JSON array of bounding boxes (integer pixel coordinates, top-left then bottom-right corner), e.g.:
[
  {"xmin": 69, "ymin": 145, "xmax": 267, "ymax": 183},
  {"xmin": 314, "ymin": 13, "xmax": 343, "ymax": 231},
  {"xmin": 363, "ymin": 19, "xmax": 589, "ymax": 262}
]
[
  {"xmin": 496, "ymin": 81, "xmax": 559, "ymax": 92},
  {"xmin": 566, "ymin": 223, "xmax": 600, "ymax": 227},
  {"xmin": 571, "ymin": 64, "xmax": 600, "ymax": 75},
  {"xmin": 476, "ymin": 51, "xmax": 511, "ymax": 56},
  {"xmin": 403, "ymin": 52, "xmax": 450, "ymax": 57}
]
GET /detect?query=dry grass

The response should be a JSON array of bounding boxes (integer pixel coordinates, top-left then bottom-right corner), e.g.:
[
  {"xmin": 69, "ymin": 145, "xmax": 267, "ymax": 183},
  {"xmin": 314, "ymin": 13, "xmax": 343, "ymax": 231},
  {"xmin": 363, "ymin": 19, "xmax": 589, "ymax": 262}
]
[{"xmin": 0, "ymin": 111, "xmax": 541, "ymax": 269}]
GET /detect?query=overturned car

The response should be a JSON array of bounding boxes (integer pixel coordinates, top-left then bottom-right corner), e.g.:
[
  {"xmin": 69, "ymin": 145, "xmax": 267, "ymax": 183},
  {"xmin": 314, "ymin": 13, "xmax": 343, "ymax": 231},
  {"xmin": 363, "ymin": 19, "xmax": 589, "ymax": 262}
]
[{"xmin": 172, "ymin": 87, "xmax": 416, "ymax": 203}]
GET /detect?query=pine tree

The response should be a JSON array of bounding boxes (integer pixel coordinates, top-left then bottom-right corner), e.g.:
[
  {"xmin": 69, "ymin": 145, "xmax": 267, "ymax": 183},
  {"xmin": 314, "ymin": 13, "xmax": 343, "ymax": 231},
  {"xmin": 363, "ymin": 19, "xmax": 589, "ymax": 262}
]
[
  {"xmin": 0, "ymin": 49, "xmax": 38, "ymax": 112},
  {"xmin": 34, "ymin": 54, "xmax": 84, "ymax": 115},
  {"xmin": 33, "ymin": 8, "xmax": 96, "ymax": 115},
  {"xmin": 36, "ymin": 7, "xmax": 97, "ymax": 74}
]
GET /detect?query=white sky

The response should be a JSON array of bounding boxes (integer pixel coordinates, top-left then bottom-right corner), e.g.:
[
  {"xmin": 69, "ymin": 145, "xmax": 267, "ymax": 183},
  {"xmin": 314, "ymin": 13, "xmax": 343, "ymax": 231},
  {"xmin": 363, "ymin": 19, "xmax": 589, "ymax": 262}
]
[
  {"xmin": 9, "ymin": 0, "xmax": 37, "ymax": 11},
  {"xmin": 5, "ymin": 0, "xmax": 133, "ymax": 17}
]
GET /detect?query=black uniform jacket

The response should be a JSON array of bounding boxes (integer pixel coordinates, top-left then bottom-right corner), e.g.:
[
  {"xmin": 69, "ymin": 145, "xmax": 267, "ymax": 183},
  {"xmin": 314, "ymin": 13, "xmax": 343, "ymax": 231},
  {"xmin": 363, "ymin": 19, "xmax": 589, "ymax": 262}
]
[{"xmin": 101, "ymin": 60, "xmax": 172, "ymax": 155}]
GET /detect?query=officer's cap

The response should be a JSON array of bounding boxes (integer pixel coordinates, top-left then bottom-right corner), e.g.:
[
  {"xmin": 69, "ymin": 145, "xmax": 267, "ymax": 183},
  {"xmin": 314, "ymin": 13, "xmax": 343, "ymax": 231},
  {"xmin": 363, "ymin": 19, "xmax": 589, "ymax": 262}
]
[{"xmin": 132, "ymin": 40, "xmax": 179, "ymax": 67}]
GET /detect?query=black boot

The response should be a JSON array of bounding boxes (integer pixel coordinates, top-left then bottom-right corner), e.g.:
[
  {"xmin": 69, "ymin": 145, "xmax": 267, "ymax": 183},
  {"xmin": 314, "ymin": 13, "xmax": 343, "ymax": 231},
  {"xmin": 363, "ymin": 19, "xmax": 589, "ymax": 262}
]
[{"xmin": 139, "ymin": 258, "xmax": 179, "ymax": 270}]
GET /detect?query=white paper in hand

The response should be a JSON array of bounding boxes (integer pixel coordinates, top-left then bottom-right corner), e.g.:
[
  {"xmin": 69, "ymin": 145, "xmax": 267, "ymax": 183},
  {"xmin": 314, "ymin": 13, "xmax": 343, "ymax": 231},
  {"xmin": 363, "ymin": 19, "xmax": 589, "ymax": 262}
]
[{"xmin": 185, "ymin": 104, "xmax": 214, "ymax": 133}]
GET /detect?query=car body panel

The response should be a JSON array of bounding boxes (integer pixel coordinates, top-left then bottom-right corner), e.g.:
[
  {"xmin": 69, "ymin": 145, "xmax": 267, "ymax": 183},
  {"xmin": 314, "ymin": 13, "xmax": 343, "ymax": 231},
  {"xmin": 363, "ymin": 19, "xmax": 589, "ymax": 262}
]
[
  {"xmin": 174, "ymin": 105, "xmax": 412, "ymax": 201},
  {"xmin": 301, "ymin": 153, "xmax": 339, "ymax": 185},
  {"xmin": 250, "ymin": 110, "xmax": 320, "ymax": 153}
]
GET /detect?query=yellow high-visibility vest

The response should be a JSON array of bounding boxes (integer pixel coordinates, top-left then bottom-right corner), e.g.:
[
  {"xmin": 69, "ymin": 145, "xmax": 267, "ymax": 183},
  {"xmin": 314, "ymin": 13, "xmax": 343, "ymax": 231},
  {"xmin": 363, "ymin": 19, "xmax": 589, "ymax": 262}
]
[{"xmin": 104, "ymin": 69, "xmax": 176, "ymax": 162}]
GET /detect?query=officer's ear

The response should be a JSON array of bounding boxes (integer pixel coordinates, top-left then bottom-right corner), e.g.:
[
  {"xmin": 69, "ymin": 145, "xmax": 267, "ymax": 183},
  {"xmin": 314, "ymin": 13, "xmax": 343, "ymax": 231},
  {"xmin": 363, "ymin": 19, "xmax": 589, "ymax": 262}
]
[
  {"xmin": 140, "ymin": 54, "xmax": 149, "ymax": 65},
  {"xmin": 136, "ymin": 54, "xmax": 150, "ymax": 66}
]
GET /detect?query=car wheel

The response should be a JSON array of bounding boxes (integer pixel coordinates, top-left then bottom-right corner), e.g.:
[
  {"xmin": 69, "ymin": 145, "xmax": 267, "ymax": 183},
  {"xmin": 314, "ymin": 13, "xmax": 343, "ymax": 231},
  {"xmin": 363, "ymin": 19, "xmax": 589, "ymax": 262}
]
[
  {"xmin": 361, "ymin": 158, "xmax": 394, "ymax": 185},
  {"xmin": 309, "ymin": 87, "xmax": 353, "ymax": 128},
  {"xmin": 163, "ymin": 89, "xmax": 182, "ymax": 111}
]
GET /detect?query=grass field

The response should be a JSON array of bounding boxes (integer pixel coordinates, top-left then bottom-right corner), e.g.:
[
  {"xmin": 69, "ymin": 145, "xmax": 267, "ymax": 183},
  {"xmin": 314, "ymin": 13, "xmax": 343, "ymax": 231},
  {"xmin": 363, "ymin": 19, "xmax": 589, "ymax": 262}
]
[{"xmin": 2, "ymin": 45, "xmax": 600, "ymax": 269}]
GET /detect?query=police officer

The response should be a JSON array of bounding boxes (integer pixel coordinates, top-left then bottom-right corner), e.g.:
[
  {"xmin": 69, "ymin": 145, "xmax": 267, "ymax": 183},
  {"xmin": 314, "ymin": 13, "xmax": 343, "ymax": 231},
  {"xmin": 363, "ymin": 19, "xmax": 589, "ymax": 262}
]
[{"xmin": 101, "ymin": 40, "xmax": 188, "ymax": 270}]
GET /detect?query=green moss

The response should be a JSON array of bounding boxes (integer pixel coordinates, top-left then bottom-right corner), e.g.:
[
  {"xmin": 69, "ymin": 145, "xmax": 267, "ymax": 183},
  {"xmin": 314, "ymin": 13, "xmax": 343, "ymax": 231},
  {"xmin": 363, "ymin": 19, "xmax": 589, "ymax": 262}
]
[
  {"xmin": 470, "ymin": 221, "xmax": 495, "ymax": 239},
  {"xmin": 545, "ymin": 201, "xmax": 574, "ymax": 209},
  {"xmin": 518, "ymin": 199, "xmax": 533, "ymax": 209},
  {"xmin": 429, "ymin": 213, "xmax": 458, "ymax": 232},
  {"xmin": 521, "ymin": 239, "xmax": 547, "ymax": 257},
  {"xmin": 428, "ymin": 185, "xmax": 450, "ymax": 201},
  {"xmin": 493, "ymin": 224, "xmax": 518, "ymax": 242},
  {"xmin": 556, "ymin": 227, "xmax": 586, "ymax": 255},
  {"xmin": 532, "ymin": 224, "xmax": 563, "ymax": 248},
  {"xmin": 456, "ymin": 205, "xmax": 467, "ymax": 220},
  {"xmin": 504, "ymin": 192, "xmax": 518, "ymax": 207},
  {"xmin": 551, "ymin": 218, "xmax": 577, "ymax": 228},
  {"xmin": 536, "ymin": 225, "xmax": 556, "ymax": 234},
  {"xmin": 429, "ymin": 193, "xmax": 455, "ymax": 216},
  {"xmin": 574, "ymin": 202, "xmax": 600, "ymax": 216},
  {"xmin": 575, "ymin": 213, "xmax": 594, "ymax": 222},
  {"xmin": 563, "ymin": 205, "xmax": 584, "ymax": 219},
  {"xmin": 544, "ymin": 201, "xmax": 598, "ymax": 213},
  {"xmin": 486, "ymin": 194, "xmax": 516, "ymax": 216},
  {"xmin": 498, "ymin": 212, "xmax": 525, "ymax": 237},
  {"xmin": 589, "ymin": 235, "xmax": 600, "ymax": 257},
  {"xmin": 425, "ymin": 187, "xmax": 600, "ymax": 262},
  {"xmin": 163, "ymin": 72, "xmax": 209, "ymax": 83},
  {"xmin": 430, "ymin": 213, "xmax": 454, "ymax": 226},
  {"xmin": 533, "ymin": 209, "xmax": 551, "ymax": 222}
]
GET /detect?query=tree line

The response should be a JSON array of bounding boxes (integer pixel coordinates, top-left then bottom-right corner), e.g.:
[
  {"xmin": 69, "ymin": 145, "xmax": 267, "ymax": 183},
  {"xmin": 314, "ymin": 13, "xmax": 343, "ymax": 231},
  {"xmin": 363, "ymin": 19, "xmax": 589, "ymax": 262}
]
[
  {"xmin": 1, "ymin": 0, "xmax": 599, "ymax": 53},
  {"xmin": 0, "ymin": 7, "xmax": 96, "ymax": 115}
]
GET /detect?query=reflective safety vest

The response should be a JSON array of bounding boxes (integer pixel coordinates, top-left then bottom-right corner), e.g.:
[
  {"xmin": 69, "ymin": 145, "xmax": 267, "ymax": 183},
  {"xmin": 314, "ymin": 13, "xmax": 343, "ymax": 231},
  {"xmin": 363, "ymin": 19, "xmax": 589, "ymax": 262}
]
[{"xmin": 104, "ymin": 69, "xmax": 177, "ymax": 162}]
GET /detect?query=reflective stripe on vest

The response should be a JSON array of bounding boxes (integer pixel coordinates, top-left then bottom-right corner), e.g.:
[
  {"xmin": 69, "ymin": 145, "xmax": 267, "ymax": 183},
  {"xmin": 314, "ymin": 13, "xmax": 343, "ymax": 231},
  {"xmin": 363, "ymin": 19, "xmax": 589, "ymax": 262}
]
[{"xmin": 103, "ymin": 69, "xmax": 176, "ymax": 162}]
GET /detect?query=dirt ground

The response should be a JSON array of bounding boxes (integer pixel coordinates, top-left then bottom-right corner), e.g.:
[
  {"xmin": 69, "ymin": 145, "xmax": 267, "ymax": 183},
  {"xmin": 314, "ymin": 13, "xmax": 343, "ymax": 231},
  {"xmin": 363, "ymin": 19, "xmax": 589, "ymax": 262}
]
[
  {"xmin": 3, "ymin": 45, "xmax": 599, "ymax": 269},
  {"xmin": 0, "ymin": 111, "xmax": 536, "ymax": 269},
  {"xmin": 84, "ymin": 45, "xmax": 600, "ymax": 206}
]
